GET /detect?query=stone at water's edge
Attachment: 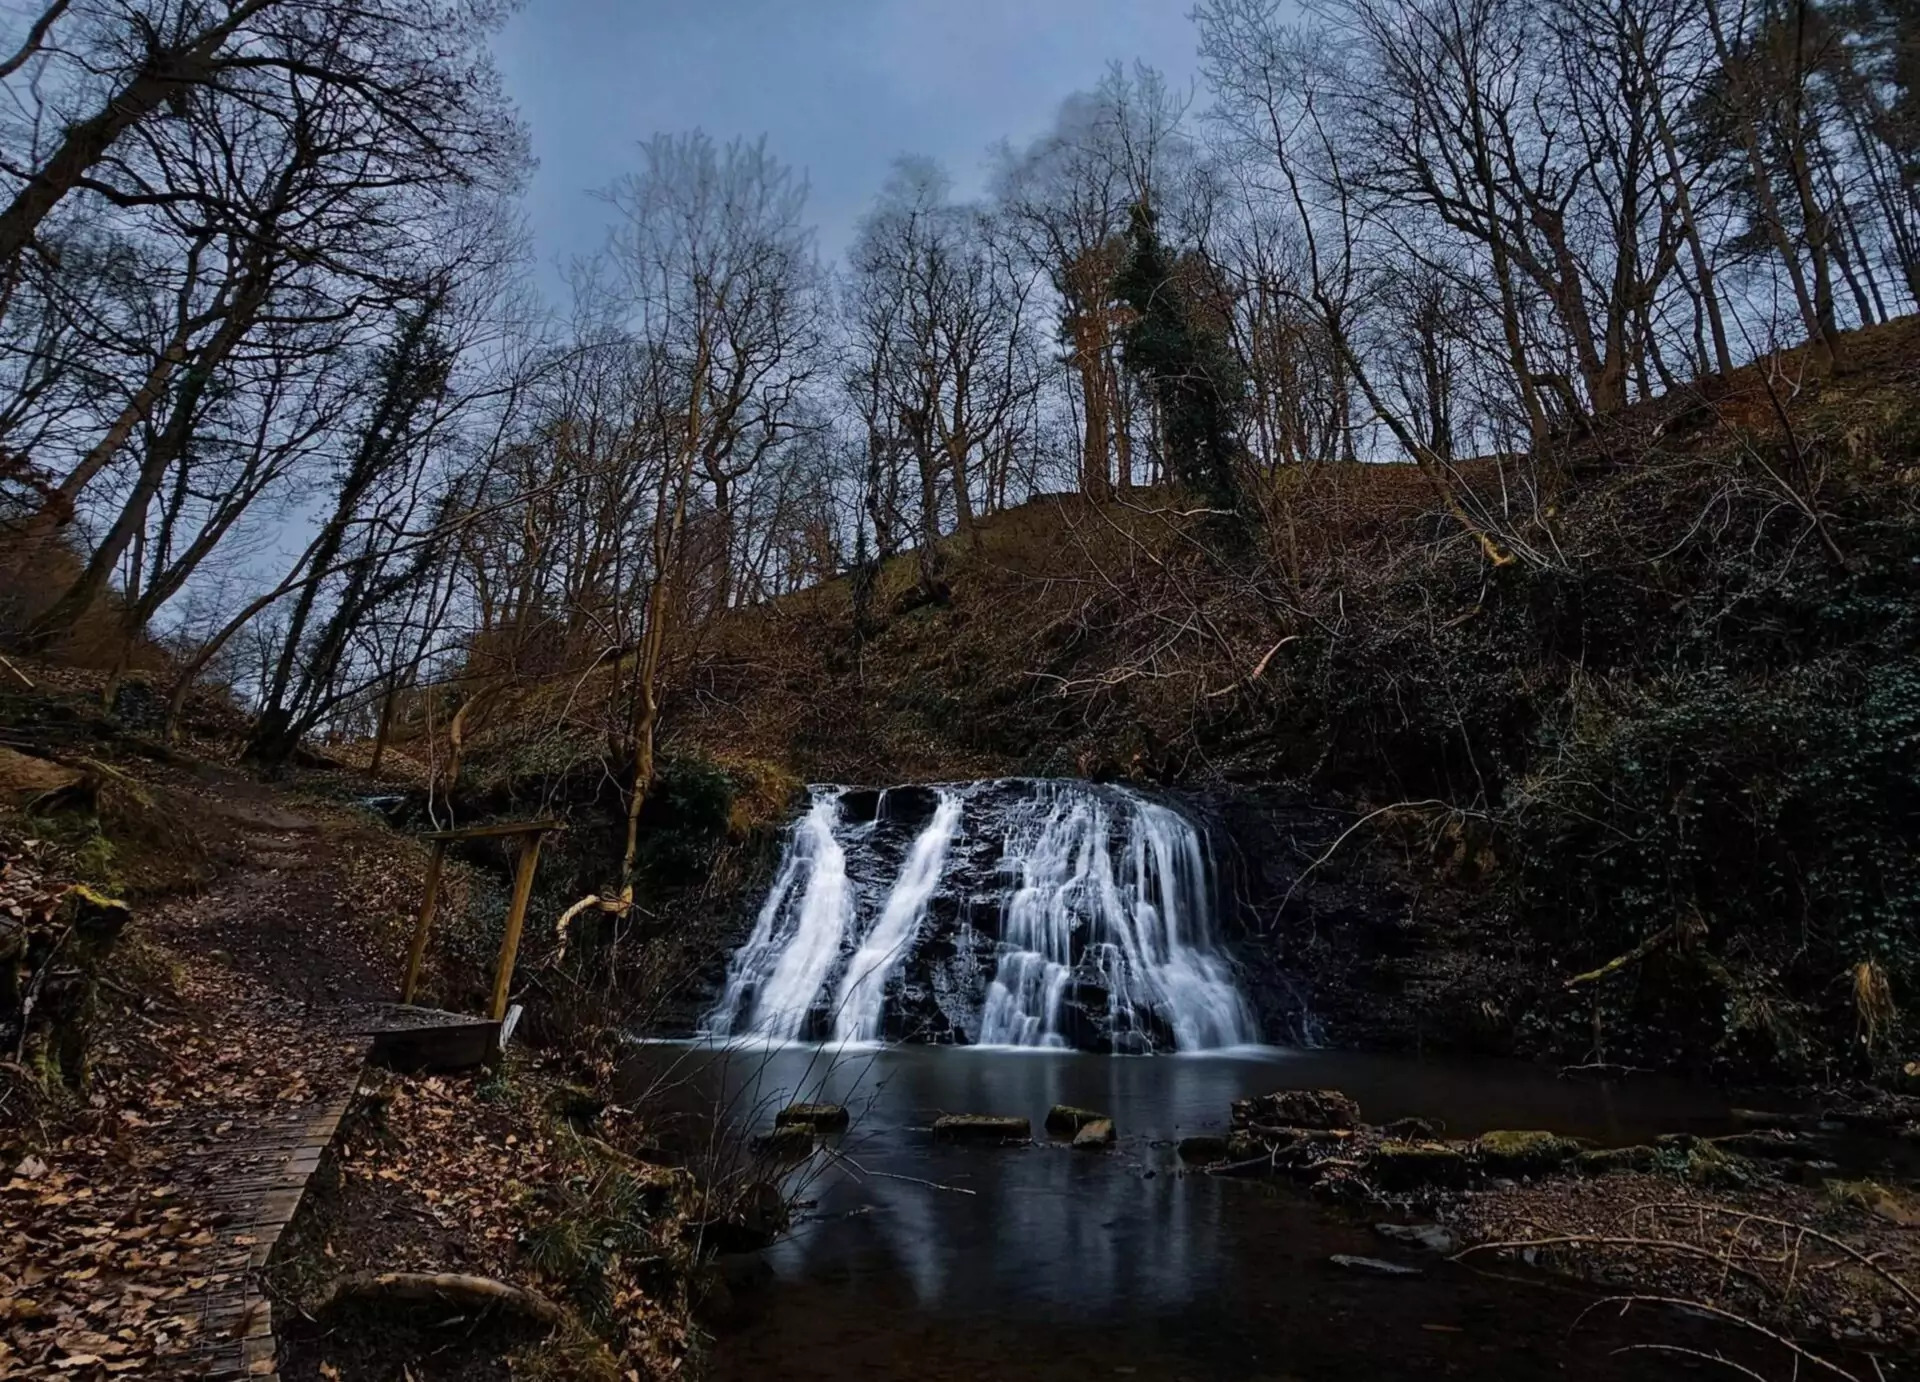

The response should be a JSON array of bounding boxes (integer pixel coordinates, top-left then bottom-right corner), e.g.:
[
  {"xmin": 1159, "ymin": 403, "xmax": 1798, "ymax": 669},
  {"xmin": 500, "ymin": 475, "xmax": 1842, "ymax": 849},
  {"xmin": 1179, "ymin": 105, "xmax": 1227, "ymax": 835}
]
[
  {"xmin": 775, "ymin": 1103, "xmax": 850, "ymax": 1132},
  {"xmin": 1366, "ymin": 1141, "xmax": 1471, "ymax": 1190},
  {"xmin": 1329, "ymin": 1255, "xmax": 1423, "ymax": 1278},
  {"xmin": 1474, "ymin": 1130, "xmax": 1580, "ymax": 1176},
  {"xmin": 1373, "ymin": 1222, "xmax": 1457, "ymax": 1254},
  {"xmin": 1232, "ymin": 1088, "xmax": 1361, "ymax": 1132},
  {"xmin": 1577, "ymin": 1144, "xmax": 1658, "ymax": 1176},
  {"xmin": 932, "ymin": 1114, "xmax": 1031, "ymax": 1143},
  {"xmin": 1071, "ymin": 1118, "xmax": 1116, "ymax": 1149},
  {"xmin": 1045, "ymin": 1104, "xmax": 1108, "ymax": 1136}
]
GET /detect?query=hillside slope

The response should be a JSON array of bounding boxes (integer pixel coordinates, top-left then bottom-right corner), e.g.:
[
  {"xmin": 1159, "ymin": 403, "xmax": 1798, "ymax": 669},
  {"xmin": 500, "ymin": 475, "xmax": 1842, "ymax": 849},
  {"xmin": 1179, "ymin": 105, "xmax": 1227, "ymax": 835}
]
[{"xmin": 433, "ymin": 317, "xmax": 1920, "ymax": 1078}]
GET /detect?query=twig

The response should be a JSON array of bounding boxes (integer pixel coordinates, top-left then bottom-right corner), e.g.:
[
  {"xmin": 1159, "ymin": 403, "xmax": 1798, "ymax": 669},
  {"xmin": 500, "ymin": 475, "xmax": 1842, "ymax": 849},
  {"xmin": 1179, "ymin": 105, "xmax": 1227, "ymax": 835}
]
[
  {"xmin": 1204, "ymin": 636, "xmax": 1298, "ymax": 698},
  {"xmin": 824, "ymin": 1145, "xmax": 975, "ymax": 1196},
  {"xmin": 1608, "ymin": 1344, "xmax": 1773, "ymax": 1382},
  {"xmin": 0, "ymin": 654, "xmax": 32, "ymax": 690},
  {"xmin": 1638, "ymin": 1203, "xmax": 1920, "ymax": 1313},
  {"xmin": 1575, "ymin": 1295, "xmax": 1856, "ymax": 1379},
  {"xmin": 1458, "ymin": 1233, "xmax": 1776, "ymax": 1292}
]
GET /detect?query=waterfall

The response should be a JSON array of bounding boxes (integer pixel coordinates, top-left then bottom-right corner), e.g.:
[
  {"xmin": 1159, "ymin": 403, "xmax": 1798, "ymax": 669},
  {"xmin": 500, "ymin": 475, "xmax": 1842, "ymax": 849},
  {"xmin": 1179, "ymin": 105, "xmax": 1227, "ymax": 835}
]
[
  {"xmin": 701, "ymin": 780, "xmax": 1260, "ymax": 1052},
  {"xmin": 706, "ymin": 790, "xmax": 854, "ymax": 1042},
  {"xmin": 975, "ymin": 783, "xmax": 1256, "ymax": 1051}
]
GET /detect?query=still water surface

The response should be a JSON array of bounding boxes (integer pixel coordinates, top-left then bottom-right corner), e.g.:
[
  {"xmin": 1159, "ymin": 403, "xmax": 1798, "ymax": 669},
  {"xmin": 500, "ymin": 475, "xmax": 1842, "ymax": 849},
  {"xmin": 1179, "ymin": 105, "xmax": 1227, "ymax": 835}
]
[{"xmin": 623, "ymin": 1042, "xmax": 1754, "ymax": 1381}]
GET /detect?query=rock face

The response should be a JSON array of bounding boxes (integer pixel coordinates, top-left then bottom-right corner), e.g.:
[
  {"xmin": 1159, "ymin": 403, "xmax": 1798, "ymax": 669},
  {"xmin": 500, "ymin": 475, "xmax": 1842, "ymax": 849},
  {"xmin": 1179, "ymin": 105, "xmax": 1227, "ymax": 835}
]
[
  {"xmin": 1232, "ymin": 1088, "xmax": 1362, "ymax": 1132},
  {"xmin": 931, "ymin": 1114, "xmax": 1031, "ymax": 1143}
]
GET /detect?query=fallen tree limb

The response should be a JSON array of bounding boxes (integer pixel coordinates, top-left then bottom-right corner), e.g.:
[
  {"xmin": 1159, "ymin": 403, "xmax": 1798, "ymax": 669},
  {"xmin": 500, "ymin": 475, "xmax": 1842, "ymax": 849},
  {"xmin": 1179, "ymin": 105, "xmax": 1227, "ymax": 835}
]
[
  {"xmin": 1563, "ymin": 923, "xmax": 1678, "ymax": 989},
  {"xmin": 318, "ymin": 1271, "xmax": 568, "ymax": 1328}
]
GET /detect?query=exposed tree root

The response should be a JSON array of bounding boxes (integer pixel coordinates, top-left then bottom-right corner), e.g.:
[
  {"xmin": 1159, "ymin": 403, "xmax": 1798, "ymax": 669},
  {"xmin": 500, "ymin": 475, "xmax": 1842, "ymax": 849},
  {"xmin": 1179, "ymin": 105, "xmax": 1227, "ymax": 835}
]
[{"xmin": 318, "ymin": 1270, "xmax": 569, "ymax": 1328}]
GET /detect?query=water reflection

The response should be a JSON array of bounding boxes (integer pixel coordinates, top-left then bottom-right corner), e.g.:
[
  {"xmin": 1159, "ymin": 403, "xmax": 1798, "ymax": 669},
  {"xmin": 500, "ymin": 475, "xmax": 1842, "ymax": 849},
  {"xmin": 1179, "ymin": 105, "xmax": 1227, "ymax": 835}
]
[{"xmin": 623, "ymin": 1041, "xmax": 1734, "ymax": 1319}]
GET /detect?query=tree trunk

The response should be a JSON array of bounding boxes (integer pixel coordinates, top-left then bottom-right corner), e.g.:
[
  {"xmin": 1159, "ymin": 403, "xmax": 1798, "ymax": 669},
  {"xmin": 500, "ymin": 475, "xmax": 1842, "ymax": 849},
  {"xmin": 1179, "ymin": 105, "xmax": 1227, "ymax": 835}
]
[{"xmin": 0, "ymin": 1, "xmax": 272, "ymax": 271}]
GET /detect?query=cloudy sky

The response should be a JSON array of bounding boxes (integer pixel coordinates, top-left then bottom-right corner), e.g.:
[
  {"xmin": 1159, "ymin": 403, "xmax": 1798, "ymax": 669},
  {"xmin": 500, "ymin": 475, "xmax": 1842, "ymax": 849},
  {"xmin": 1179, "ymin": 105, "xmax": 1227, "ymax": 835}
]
[{"xmin": 491, "ymin": 0, "xmax": 1205, "ymax": 278}]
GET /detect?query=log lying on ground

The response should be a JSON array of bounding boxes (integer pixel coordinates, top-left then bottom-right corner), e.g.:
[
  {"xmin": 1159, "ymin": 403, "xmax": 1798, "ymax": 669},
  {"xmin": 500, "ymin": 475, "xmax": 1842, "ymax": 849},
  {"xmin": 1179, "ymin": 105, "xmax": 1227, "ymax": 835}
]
[{"xmin": 319, "ymin": 1271, "xmax": 568, "ymax": 1328}]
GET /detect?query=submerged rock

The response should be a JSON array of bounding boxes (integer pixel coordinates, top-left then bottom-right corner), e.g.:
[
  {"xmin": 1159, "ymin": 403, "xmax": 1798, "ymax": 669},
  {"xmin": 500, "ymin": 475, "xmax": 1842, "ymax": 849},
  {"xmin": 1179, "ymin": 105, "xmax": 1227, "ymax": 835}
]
[
  {"xmin": 691, "ymin": 1181, "xmax": 789, "ymax": 1254},
  {"xmin": 775, "ymin": 1102, "xmax": 851, "ymax": 1132},
  {"xmin": 1045, "ymin": 1104, "xmax": 1109, "ymax": 1137},
  {"xmin": 1475, "ymin": 1130, "xmax": 1580, "ymax": 1176},
  {"xmin": 1071, "ymin": 1118, "xmax": 1116, "ymax": 1149},
  {"xmin": 749, "ymin": 1125, "xmax": 815, "ymax": 1159},
  {"xmin": 1329, "ymin": 1254, "xmax": 1423, "ymax": 1278},
  {"xmin": 1177, "ymin": 1134, "xmax": 1231, "ymax": 1163},
  {"xmin": 1232, "ymin": 1088, "xmax": 1361, "ymax": 1131},
  {"xmin": 932, "ymin": 1114, "xmax": 1031, "ymax": 1143}
]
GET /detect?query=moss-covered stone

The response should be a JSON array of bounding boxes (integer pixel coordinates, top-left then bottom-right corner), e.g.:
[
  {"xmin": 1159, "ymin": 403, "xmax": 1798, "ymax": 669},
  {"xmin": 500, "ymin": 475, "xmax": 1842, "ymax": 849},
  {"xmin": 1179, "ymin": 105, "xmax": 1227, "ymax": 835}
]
[
  {"xmin": 1367, "ymin": 1141, "xmax": 1471, "ymax": 1191},
  {"xmin": 1577, "ymin": 1145, "xmax": 1658, "ymax": 1176},
  {"xmin": 931, "ymin": 1114, "xmax": 1030, "ymax": 1143},
  {"xmin": 1684, "ymin": 1141, "xmax": 1757, "ymax": 1188},
  {"xmin": 1045, "ymin": 1104, "xmax": 1107, "ymax": 1136},
  {"xmin": 775, "ymin": 1102, "xmax": 850, "ymax": 1132},
  {"xmin": 1475, "ymin": 1130, "xmax": 1579, "ymax": 1176}
]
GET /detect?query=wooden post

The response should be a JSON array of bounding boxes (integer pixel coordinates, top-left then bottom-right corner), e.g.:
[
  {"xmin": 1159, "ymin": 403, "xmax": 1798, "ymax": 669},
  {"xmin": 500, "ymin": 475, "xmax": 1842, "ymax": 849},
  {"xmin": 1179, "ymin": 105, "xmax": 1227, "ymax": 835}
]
[
  {"xmin": 489, "ymin": 831, "xmax": 545, "ymax": 1021},
  {"xmin": 400, "ymin": 838, "xmax": 448, "ymax": 1004}
]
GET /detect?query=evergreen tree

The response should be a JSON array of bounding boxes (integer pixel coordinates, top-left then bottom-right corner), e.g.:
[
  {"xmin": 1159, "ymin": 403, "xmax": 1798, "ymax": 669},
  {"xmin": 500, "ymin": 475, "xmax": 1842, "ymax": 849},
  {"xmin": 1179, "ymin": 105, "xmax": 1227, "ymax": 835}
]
[{"xmin": 1114, "ymin": 201, "xmax": 1247, "ymax": 514}]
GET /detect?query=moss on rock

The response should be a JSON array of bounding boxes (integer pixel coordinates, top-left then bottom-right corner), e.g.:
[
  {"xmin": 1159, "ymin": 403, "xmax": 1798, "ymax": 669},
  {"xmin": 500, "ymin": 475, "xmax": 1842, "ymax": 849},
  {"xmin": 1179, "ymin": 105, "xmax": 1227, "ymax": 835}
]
[{"xmin": 1475, "ymin": 1130, "xmax": 1580, "ymax": 1176}]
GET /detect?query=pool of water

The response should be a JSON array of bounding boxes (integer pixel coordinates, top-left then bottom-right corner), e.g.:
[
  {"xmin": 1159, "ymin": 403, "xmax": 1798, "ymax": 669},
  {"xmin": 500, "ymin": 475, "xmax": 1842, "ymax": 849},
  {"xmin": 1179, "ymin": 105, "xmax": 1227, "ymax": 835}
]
[{"xmin": 620, "ymin": 1042, "xmax": 1764, "ymax": 1381}]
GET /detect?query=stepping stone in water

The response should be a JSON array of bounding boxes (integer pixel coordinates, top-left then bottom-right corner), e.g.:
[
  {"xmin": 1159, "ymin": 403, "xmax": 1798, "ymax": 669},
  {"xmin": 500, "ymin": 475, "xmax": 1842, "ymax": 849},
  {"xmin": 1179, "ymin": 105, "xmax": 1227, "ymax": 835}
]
[
  {"xmin": 932, "ymin": 1114, "xmax": 1031, "ymax": 1143},
  {"xmin": 775, "ymin": 1103, "xmax": 850, "ymax": 1132},
  {"xmin": 1071, "ymin": 1118, "xmax": 1116, "ymax": 1149},
  {"xmin": 1045, "ymin": 1104, "xmax": 1108, "ymax": 1136}
]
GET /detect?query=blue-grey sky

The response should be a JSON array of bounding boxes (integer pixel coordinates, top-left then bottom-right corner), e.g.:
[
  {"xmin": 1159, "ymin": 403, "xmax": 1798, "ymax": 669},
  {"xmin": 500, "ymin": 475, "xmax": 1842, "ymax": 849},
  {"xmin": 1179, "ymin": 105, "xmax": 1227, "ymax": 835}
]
[{"xmin": 492, "ymin": 0, "xmax": 1204, "ymax": 279}]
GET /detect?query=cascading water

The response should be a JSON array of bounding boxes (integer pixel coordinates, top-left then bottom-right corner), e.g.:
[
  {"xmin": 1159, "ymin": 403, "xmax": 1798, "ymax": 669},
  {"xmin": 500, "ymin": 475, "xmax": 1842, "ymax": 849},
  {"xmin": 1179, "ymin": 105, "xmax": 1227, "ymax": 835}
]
[
  {"xmin": 705, "ymin": 790, "xmax": 855, "ymax": 1042},
  {"xmin": 975, "ymin": 783, "xmax": 1256, "ymax": 1050},
  {"xmin": 702, "ymin": 780, "xmax": 1260, "ymax": 1053}
]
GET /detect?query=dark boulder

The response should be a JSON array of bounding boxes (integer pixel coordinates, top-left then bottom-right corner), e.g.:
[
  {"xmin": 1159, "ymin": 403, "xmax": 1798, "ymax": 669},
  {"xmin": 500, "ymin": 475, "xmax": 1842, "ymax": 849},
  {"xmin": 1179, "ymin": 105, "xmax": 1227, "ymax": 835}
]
[{"xmin": 1232, "ymin": 1088, "xmax": 1361, "ymax": 1132}]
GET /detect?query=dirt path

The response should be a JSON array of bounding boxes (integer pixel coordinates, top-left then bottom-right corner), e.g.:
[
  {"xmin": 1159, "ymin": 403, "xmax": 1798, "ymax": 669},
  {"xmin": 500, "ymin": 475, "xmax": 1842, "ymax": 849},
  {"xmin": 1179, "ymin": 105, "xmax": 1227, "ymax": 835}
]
[{"xmin": 3, "ymin": 783, "xmax": 408, "ymax": 1380}]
